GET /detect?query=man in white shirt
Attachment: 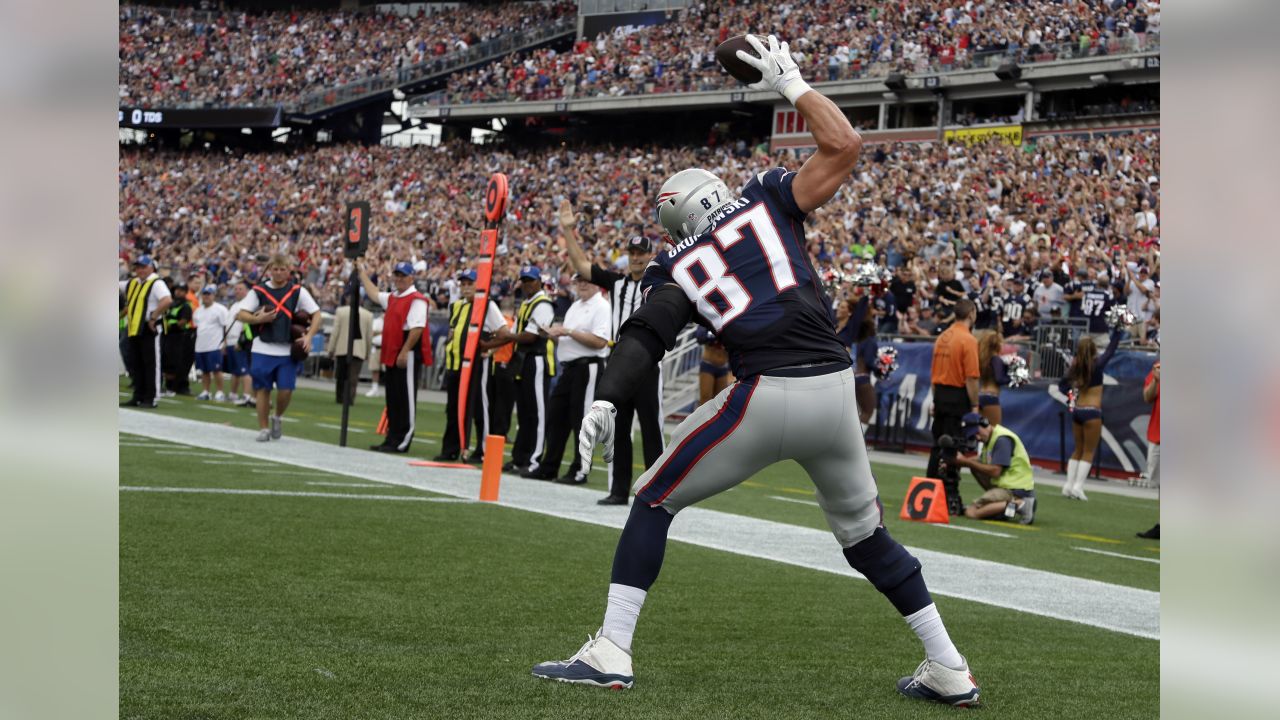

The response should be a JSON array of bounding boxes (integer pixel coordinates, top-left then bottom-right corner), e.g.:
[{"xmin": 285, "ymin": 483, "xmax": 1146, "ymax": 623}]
[
  {"xmin": 1032, "ymin": 271, "xmax": 1066, "ymax": 320},
  {"xmin": 192, "ymin": 285, "xmax": 230, "ymax": 402},
  {"xmin": 224, "ymin": 280, "xmax": 256, "ymax": 406},
  {"xmin": 235, "ymin": 255, "xmax": 322, "ymax": 442},
  {"xmin": 120, "ymin": 255, "xmax": 172, "ymax": 408},
  {"xmin": 522, "ymin": 275, "xmax": 611, "ymax": 483}
]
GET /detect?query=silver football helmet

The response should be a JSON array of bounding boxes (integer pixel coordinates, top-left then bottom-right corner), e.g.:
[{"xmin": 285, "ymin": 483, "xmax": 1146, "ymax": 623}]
[{"xmin": 655, "ymin": 168, "xmax": 734, "ymax": 241}]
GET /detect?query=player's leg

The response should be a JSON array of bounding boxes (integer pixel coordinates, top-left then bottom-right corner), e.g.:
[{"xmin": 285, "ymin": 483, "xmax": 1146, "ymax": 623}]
[
  {"xmin": 1075, "ymin": 413, "xmax": 1103, "ymax": 500},
  {"xmin": 533, "ymin": 375, "xmax": 780, "ymax": 688},
  {"xmin": 797, "ymin": 369, "xmax": 978, "ymax": 707}
]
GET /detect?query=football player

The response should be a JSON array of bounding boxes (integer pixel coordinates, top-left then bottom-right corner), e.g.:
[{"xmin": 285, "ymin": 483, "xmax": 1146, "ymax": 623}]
[{"xmin": 531, "ymin": 34, "xmax": 979, "ymax": 707}]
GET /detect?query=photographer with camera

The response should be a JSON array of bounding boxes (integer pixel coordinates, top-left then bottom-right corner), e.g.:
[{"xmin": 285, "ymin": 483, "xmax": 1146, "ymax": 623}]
[{"xmin": 939, "ymin": 413, "xmax": 1036, "ymax": 525}]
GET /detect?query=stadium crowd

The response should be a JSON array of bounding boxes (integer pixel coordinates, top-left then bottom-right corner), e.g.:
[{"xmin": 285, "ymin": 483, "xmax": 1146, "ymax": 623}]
[
  {"xmin": 445, "ymin": 0, "xmax": 1161, "ymax": 104},
  {"xmin": 120, "ymin": 129, "xmax": 1160, "ymax": 342},
  {"xmin": 119, "ymin": 1, "xmax": 1160, "ymax": 109},
  {"xmin": 118, "ymin": 1, "xmax": 576, "ymax": 108}
]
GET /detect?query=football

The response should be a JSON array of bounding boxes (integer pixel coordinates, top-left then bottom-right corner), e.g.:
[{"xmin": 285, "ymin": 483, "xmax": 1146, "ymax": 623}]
[{"xmin": 714, "ymin": 35, "xmax": 762, "ymax": 85}]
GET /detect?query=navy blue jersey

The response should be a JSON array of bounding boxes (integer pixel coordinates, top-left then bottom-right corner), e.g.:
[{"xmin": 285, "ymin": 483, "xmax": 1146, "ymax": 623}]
[
  {"xmin": 1065, "ymin": 279, "xmax": 1087, "ymax": 318},
  {"xmin": 1080, "ymin": 284, "xmax": 1113, "ymax": 334},
  {"xmin": 644, "ymin": 168, "xmax": 850, "ymax": 378},
  {"xmin": 999, "ymin": 291, "xmax": 1032, "ymax": 325},
  {"xmin": 971, "ymin": 290, "xmax": 998, "ymax": 330}
]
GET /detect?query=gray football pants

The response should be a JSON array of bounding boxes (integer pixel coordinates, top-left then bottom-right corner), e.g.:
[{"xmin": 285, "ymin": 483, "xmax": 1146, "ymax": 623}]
[{"xmin": 633, "ymin": 367, "xmax": 882, "ymax": 548}]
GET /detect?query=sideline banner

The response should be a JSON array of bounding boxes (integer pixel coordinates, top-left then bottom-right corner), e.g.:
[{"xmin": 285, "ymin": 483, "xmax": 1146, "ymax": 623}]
[
  {"xmin": 944, "ymin": 124, "xmax": 1023, "ymax": 146},
  {"xmin": 872, "ymin": 342, "xmax": 1156, "ymax": 473}
]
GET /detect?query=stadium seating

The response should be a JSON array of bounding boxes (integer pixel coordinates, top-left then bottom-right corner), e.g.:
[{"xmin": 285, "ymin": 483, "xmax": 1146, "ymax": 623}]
[
  {"xmin": 119, "ymin": 130, "xmax": 1159, "ymax": 316},
  {"xmin": 120, "ymin": 1, "xmax": 1160, "ymax": 109}
]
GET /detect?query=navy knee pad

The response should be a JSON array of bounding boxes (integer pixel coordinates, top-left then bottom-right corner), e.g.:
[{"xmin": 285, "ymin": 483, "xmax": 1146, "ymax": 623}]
[{"xmin": 842, "ymin": 527, "xmax": 932, "ymax": 615}]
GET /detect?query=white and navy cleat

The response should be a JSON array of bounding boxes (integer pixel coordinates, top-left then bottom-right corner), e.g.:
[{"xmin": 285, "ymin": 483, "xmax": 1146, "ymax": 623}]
[
  {"xmin": 532, "ymin": 630, "xmax": 634, "ymax": 690},
  {"xmin": 897, "ymin": 657, "xmax": 980, "ymax": 707}
]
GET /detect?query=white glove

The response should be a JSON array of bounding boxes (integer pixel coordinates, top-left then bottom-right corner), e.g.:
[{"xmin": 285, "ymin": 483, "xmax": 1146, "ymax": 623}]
[
  {"xmin": 577, "ymin": 400, "xmax": 617, "ymax": 477},
  {"xmin": 736, "ymin": 34, "xmax": 812, "ymax": 105}
]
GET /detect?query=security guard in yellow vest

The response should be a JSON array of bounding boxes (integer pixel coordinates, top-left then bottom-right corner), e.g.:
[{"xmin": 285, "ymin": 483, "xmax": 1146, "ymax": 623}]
[
  {"xmin": 437, "ymin": 270, "xmax": 514, "ymax": 461},
  {"xmin": 951, "ymin": 413, "xmax": 1036, "ymax": 524},
  {"xmin": 119, "ymin": 255, "xmax": 172, "ymax": 408},
  {"xmin": 506, "ymin": 266, "xmax": 558, "ymax": 474}
]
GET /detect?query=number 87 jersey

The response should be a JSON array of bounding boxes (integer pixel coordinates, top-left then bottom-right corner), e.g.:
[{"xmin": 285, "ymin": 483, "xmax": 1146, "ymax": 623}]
[{"xmin": 645, "ymin": 167, "xmax": 852, "ymax": 379}]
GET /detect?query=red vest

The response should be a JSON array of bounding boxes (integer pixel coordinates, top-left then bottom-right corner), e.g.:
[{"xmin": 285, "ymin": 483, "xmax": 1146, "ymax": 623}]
[{"xmin": 381, "ymin": 290, "xmax": 433, "ymax": 367}]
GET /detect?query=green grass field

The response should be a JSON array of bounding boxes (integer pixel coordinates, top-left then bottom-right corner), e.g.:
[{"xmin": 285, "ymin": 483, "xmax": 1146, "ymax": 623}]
[{"xmin": 120, "ymin": 381, "xmax": 1159, "ymax": 718}]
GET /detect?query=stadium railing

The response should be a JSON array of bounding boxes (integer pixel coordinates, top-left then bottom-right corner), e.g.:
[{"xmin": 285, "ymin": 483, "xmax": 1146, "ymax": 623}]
[
  {"xmin": 434, "ymin": 33, "xmax": 1160, "ymax": 106},
  {"xmin": 291, "ymin": 16, "xmax": 576, "ymax": 115}
]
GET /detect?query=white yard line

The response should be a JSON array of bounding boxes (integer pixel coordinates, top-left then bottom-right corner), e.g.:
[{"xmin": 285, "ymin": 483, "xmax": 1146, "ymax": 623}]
[
  {"xmin": 194, "ymin": 405, "xmax": 238, "ymax": 413},
  {"xmin": 153, "ymin": 450, "xmax": 231, "ymax": 458},
  {"xmin": 120, "ymin": 410, "xmax": 1160, "ymax": 640},
  {"xmin": 768, "ymin": 495, "xmax": 819, "ymax": 507},
  {"xmin": 316, "ymin": 423, "xmax": 366, "ymax": 433},
  {"xmin": 303, "ymin": 481, "xmax": 387, "ymax": 488},
  {"xmin": 121, "ymin": 486, "xmax": 470, "ymax": 503},
  {"xmin": 201, "ymin": 460, "xmax": 263, "ymax": 466},
  {"xmin": 931, "ymin": 523, "xmax": 1016, "ymax": 539},
  {"xmin": 1073, "ymin": 547, "xmax": 1160, "ymax": 565}
]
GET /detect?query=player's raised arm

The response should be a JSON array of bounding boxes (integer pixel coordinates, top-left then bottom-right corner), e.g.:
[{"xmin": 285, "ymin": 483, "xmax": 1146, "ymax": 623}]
[{"xmin": 736, "ymin": 34, "xmax": 861, "ymax": 214}]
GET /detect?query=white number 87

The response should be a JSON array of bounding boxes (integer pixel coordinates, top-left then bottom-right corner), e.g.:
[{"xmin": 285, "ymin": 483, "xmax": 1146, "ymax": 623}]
[{"xmin": 670, "ymin": 204, "xmax": 797, "ymax": 332}]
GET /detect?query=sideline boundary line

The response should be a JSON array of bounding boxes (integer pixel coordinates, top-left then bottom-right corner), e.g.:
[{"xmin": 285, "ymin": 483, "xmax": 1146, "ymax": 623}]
[{"xmin": 120, "ymin": 411, "xmax": 1159, "ymax": 640}]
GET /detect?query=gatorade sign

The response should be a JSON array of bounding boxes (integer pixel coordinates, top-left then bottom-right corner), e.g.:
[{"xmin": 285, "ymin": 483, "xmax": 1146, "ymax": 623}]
[{"xmin": 899, "ymin": 477, "xmax": 950, "ymax": 524}]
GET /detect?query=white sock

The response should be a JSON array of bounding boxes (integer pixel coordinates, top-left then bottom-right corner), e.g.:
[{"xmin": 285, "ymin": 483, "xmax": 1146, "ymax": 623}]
[
  {"xmin": 601, "ymin": 583, "xmax": 646, "ymax": 654},
  {"xmin": 1076, "ymin": 461, "xmax": 1092, "ymax": 495},
  {"xmin": 1065, "ymin": 459, "xmax": 1079, "ymax": 494},
  {"xmin": 905, "ymin": 603, "xmax": 964, "ymax": 669}
]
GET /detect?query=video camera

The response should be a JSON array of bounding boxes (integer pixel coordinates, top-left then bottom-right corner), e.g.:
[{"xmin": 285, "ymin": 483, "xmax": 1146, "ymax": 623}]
[{"xmin": 936, "ymin": 433, "xmax": 979, "ymax": 478}]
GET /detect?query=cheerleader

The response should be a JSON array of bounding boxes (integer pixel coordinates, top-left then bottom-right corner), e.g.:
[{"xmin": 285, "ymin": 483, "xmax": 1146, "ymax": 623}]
[
  {"xmin": 977, "ymin": 330, "xmax": 1010, "ymax": 427},
  {"xmin": 1057, "ymin": 327, "xmax": 1123, "ymax": 500},
  {"xmin": 695, "ymin": 326, "xmax": 734, "ymax": 406}
]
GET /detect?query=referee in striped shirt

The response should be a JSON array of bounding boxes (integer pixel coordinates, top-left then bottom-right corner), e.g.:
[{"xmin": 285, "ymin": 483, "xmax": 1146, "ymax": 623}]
[{"xmin": 558, "ymin": 199, "xmax": 665, "ymax": 506}]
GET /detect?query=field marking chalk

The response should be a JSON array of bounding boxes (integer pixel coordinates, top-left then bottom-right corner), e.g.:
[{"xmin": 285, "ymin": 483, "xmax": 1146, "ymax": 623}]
[
  {"xmin": 1073, "ymin": 547, "xmax": 1160, "ymax": 564},
  {"xmin": 119, "ymin": 410, "xmax": 1160, "ymax": 640},
  {"xmin": 120, "ymin": 486, "xmax": 471, "ymax": 503},
  {"xmin": 933, "ymin": 523, "xmax": 1016, "ymax": 539},
  {"xmin": 1060, "ymin": 532, "xmax": 1125, "ymax": 545},
  {"xmin": 769, "ymin": 495, "xmax": 819, "ymax": 507}
]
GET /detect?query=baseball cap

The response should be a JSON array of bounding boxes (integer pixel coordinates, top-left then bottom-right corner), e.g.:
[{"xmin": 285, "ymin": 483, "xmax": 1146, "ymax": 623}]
[
  {"xmin": 960, "ymin": 412, "xmax": 989, "ymax": 439},
  {"xmin": 519, "ymin": 265, "xmax": 542, "ymax": 281},
  {"xmin": 1147, "ymin": 175, "xmax": 1159, "ymax": 185},
  {"xmin": 1011, "ymin": 275, "xmax": 1026, "ymax": 284},
  {"xmin": 627, "ymin": 236, "xmax": 653, "ymax": 253},
  {"xmin": 201, "ymin": 285, "xmax": 216, "ymax": 294},
  {"xmin": 458, "ymin": 269, "xmax": 478, "ymax": 282},
  {"xmin": 392, "ymin": 261, "xmax": 415, "ymax": 276},
  {"xmin": 133, "ymin": 255, "xmax": 154, "ymax": 267}
]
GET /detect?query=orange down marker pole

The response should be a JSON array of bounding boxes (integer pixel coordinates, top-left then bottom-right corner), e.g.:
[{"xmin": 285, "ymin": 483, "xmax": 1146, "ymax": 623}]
[{"xmin": 479, "ymin": 435, "xmax": 505, "ymax": 502}]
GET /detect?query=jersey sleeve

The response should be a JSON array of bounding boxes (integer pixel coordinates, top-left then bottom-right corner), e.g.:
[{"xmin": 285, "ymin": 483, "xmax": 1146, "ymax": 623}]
[
  {"xmin": 753, "ymin": 167, "xmax": 805, "ymax": 222},
  {"xmin": 640, "ymin": 260, "xmax": 676, "ymax": 298},
  {"xmin": 406, "ymin": 298, "xmax": 428, "ymax": 329},
  {"xmin": 297, "ymin": 288, "xmax": 320, "ymax": 316},
  {"xmin": 482, "ymin": 300, "xmax": 505, "ymax": 333},
  {"xmin": 590, "ymin": 264, "xmax": 623, "ymax": 290},
  {"xmin": 526, "ymin": 301, "xmax": 554, "ymax": 334}
]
